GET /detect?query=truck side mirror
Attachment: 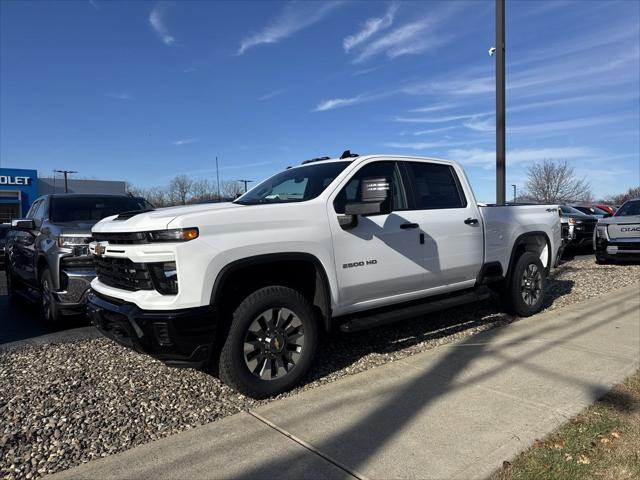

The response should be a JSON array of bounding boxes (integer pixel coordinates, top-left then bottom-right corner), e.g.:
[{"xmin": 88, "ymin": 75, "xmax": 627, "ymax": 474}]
[
  {"xmin": 340, "ymin": 177, "xmax": 392, "ymax": 229},
  {"xmin": 11, "ymin": 218, "xmax": 36, "ymax": 230},
  {"xmin": 344, "ymin": 177, "xmax": 391, "ymax": 217}
]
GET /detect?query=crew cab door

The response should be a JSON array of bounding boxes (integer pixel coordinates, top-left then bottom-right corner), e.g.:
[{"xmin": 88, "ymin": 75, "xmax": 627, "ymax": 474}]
[
  {"xmin": 329, "ymin": 160, "xmax": 425, "ymax": 310},
  {"xmin": 403, "ymin": 161, "xmax": 484, "ymax": 289},
  {"xmin": 10, "ymin": 199, "xmax": 44, "ymax": 285}
]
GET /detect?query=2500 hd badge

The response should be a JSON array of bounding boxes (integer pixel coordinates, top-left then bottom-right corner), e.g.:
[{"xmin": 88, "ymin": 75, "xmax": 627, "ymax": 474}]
[{"xmin": 343, "ymin": 259, "xmax": 378, "ymax": 269}]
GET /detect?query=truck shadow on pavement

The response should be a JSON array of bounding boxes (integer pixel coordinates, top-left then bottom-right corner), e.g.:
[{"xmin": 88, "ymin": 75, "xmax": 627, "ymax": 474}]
[
  {"xmin": 235, "ymin": 289, "xmax": 638, "ymax": 479},
  {"xmin": 300, "ymin": 279, "xmax": 574, "ymax": 389}
]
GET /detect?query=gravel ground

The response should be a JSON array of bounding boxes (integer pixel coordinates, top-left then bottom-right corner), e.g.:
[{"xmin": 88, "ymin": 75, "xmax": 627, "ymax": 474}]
[{"xmin": 1, "ymin": 256, "xmax": 639, "ymax": 479}]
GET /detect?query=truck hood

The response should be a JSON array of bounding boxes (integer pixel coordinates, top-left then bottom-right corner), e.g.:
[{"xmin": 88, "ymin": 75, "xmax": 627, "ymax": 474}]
[
  {"xmin": 56, "ymin": 221, "xmax": 99, "ymax": 236},
  {"xmin": 598, "ymin": 214, "xmax": 640, "ymax": 225},
  {"xmin": 92, "ymin": 202, "xmax": 243, "ymax": 232}
]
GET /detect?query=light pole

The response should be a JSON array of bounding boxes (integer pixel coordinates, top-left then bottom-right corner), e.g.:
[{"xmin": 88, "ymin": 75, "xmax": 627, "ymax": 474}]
[
  {"xmin": 495, "ymin": 0, "xmax": 506, "ymax": 205},
  {"xmin": 54, "ymin": 170, "xmax": 77, "ymax": 193},
  {"xmin": 238, "ymin": 179, "xmax": 253, "ymax": 193},
  {"xmin": 512, "ymin": 184, "xmax": 517, "ymax": 203}
]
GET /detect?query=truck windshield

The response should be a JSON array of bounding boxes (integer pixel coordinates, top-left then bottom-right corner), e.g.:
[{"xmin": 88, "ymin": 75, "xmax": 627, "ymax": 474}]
[
  {"xmin": 615, "ymin": 200, "xmax": 640, "ymax": 216},
  {"xmin": 235, "ymin": 161, "xmax": 350, "ymax": 205},
  {"xmin": 50, "ymin": 196, "xmax": 153, "ymax": 222}
]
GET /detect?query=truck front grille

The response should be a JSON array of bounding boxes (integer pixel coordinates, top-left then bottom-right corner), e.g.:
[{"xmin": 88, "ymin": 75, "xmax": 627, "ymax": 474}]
[
  {"xmin": 93, "ymin": 232, "xmax": 149, "ymax": 245},
  {"xmin": 95, "ymin": 257, "xmax": 153, "ymax": 291}
]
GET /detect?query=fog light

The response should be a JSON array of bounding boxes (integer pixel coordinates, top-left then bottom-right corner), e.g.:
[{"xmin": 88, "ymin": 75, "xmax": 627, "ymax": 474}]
[{"xmin": 149, "ymin": 261, "xmax": 178, "ymax": 295}]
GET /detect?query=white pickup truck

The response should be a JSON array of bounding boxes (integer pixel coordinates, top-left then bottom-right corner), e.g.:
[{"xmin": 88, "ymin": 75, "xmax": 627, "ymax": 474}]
[{"xmin": 88, "ymin": 154, "xmax": 561, "ymax": 397}]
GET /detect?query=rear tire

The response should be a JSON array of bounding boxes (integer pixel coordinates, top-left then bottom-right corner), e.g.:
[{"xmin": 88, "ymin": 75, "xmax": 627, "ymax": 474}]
[
  {"xmin": 219, "ymin": 286, "xmax": 318, "ymax": 399},
  {"xmin": 40, "ymin": 268, "xmax": 62, "ymax": 324},
  {"xmin": 503, "ymin": 252, "xmax": 546, "ymax": 317}
]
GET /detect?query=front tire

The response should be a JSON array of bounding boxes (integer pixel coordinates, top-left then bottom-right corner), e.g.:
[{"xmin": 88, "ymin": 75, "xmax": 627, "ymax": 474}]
[
  {"xmin": 595, "ymin": 251, "xmax": 610, "ymax": 264},
  {"xmin": 40, "ymin": 268, "xmax": 62, "ymax": 324},
  {"xmin": 219, "ymin": 286, "xmax": 318, "ymax": 399},
  {"xmin": 5, "ymin": 262, "xmax": 18, "ymax": 301},
  {"xmin": 504, "ymin": 251, "xmax": 546, "ymax": 317}
]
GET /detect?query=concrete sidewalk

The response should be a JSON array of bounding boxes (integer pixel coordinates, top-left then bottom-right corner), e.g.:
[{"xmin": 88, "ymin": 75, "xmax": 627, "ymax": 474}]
[{"xmin": 51, "ymin": 285, "xmax": 640, "ymax": 480}]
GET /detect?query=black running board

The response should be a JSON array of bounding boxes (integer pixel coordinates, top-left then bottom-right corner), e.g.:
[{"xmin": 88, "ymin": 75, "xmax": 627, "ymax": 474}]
[{"xmin": 338, "ymin": 287, "xmax": 492, "ymax": 333}]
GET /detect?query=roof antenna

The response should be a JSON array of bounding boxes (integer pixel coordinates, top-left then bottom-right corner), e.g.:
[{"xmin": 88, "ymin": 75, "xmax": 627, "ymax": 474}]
[{"xmin": 340, "ymin": 149, "xmax": 359, "ymax": 159}]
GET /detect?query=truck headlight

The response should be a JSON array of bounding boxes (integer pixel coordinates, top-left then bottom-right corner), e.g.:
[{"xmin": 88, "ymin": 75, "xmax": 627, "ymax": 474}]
[
  {"xmin": 149, "ymin": 261, "xmax": 178, "ymax": 295},
  {"xmin": 596, "ymin": 225, "xmax": 608, "ymax": 239},
  {"xmin": 147, "ymin": 228, "xmax": 199, "ymax": 242},
  {"xmin": 58, "ymin": 236, "xmax": 92, "ymax": 247}
]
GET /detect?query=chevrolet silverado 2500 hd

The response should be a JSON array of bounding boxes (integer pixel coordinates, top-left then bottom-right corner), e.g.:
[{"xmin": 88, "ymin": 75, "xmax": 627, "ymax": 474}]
[{"xmin": 88, "ymin": 154, "xmax": 561, "ymax": 398}]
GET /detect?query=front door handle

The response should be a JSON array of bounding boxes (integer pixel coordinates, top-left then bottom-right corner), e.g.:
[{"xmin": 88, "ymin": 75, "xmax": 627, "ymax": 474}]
[
  {"xmin": 400, "ymin": 222, "xmax": 419, "ymax": 229},
  {"xmin": 464, "ymin": 218, "xmax": 479, "ymax": 225}
]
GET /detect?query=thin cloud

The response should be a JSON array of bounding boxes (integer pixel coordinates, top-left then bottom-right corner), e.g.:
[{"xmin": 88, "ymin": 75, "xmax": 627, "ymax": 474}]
[
  {"xmin": 349, "ymin": 3, "xmax": 460, "ymax": 63},
  {"xmin": 463, "ymin": 115, "xmax": 631, "ymax": 135},
  {"xmin": 238, "ymin": 1, "xmax": 343, "ymax": 55},
  {"xmin": 412, "ymin": 126, "xmax": 460, "ymax": 135},
  {"xmin": 313, "ymin": 91, "xmax": 394, "ymax": 112},
  {"xmin": 343, "ymin": 2, "xmax": 398, "ymax": 53},
  {"xmin": 88, "ymin": 0, "xmax": 99, "ymax": 10},
  {"xmin": 383, "ymin": 139, "xmax": 479, "ymax": 150},
  {"xmin": 149, "ymin": 3, "xmax": 175, "ymax": 46},
  {"xmin": 448, "ymin": 147, "xmax": 596, "ymax": 169},
  {"xmin": 172, "ymin": 138, "xmax": 196, "ymax": 146},
  {"xmin": 314, "ymin": 95, "xmax": 366, "ymax": 112},
  {"xmin": 259, "ymin": 89, "xmax": 287, "ymax": 101},
  {"xmin": 393, "ymin": 112, "xmax": 492, "ymax": 124},
  {"xmin": 106, "ymin": 92, "xmax": 134, "ymax": 101}
]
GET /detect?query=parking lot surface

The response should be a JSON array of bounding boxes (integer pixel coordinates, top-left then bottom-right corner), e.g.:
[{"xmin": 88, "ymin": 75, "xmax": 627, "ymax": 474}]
[{"xmin": 0, "ymin": 273, "xmax": 89, "ymax": 345}]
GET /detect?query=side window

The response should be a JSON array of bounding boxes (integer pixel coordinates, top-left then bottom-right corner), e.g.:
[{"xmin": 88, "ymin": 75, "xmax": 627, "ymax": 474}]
[
  {"xmin": 33, "ymin": 200, "xmax": 47, "ymax": 221},
  {"xmin": 334, "ymin": 161, "xmax": 407, "ymax": 214},
  {"xmin": 26, "ymin": 200, "xmax": 41, "ymax": 219},
  {"xmin": 406, "ymin": 162, "xmax": 467, "ymax": 210}
]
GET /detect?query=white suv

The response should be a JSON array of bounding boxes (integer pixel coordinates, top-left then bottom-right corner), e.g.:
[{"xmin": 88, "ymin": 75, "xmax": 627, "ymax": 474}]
[{"xmin": 88, "ymin": 154, "xmax": 561, "ymax": 397}]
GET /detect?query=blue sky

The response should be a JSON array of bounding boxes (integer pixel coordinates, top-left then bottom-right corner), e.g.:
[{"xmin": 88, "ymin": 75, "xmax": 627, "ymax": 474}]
[{"xmin": 1, "ymin": 0, "xmax": 638, "ymax": 202}]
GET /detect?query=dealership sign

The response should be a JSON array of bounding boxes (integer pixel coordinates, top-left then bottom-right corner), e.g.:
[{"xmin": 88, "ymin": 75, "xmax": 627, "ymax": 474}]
[{"xmin": 0, "ymin": 175, "xmax": 31, "ymax": 186}]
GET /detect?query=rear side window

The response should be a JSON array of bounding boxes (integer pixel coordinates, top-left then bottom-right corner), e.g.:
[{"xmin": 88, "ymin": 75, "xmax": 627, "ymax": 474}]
[{"xmin": 405, "ymin": 162, "xmax": 467, "ymax": 210}]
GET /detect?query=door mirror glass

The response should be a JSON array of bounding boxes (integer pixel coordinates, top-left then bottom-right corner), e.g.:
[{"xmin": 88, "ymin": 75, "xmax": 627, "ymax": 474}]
[
  {"xmin": 11, "ymin": 218, "xmax": 36, "ymax": 230},
  {"xmin": 343, "ymin": 176, "xmax": 391, "ymax": 217}
]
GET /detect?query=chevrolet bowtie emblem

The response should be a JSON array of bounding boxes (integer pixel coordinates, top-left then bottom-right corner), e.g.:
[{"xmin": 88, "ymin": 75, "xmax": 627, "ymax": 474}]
[{"xmin": 94, "ymin": 244, "xmax": 106, "ymax": 256}]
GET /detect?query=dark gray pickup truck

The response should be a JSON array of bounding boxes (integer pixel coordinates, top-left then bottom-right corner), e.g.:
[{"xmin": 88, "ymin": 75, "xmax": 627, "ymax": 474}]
[{"xmin": 4, "ymin": 194, "xmax": 152, "ymax": 323}]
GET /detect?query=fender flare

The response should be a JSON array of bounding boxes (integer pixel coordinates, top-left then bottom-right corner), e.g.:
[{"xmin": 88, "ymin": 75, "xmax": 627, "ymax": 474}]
[
  {"xmin": 210, "ymin": 252, "xmax": 334, "ymax": 331},
  {"xmin": 506, "ymin": 231, "xmax": 552, "ymax": 281}
]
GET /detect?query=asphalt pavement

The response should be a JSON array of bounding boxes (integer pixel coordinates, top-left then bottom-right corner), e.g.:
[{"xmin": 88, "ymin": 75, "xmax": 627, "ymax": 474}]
[
  {"xmin": 50, "ymin": 284, "xmax": 640, "ymax": 480},
  {"xmin": 0, "ymin": 272, "xmax": 90, "ymax": 345}
]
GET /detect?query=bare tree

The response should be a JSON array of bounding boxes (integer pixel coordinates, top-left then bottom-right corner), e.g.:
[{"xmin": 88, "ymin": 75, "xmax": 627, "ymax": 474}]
[
  {"xmin": 523, "ymin": 159, "xmax": 592, "ymax": 204},
  {"xmin": 221, "ymin": 180, "xmax": 244, "ymax": 199},
  {"xmin": 604, "ymin": 186, "xmax": 640, "ymax": 205},
  {"xmin": 145, "ymin": 186, "xmax": 170, "ymax": 207},
  {"xmin": 168, "ymin": 175, "xmax": 193, "ymax": 205},
  {"xmin": 190, "ymin": 178, "xmax": 219, "ymax": 203}
]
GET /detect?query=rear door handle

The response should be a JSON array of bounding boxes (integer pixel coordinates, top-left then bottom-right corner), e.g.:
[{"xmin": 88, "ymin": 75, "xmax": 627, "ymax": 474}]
[
  {"xmin": 464, "ymin": 218, "xmax": 479, "ymax": 225},
  {"xmin": 400, "ymin": 222, "xmax": 419, "ymax": 229}
]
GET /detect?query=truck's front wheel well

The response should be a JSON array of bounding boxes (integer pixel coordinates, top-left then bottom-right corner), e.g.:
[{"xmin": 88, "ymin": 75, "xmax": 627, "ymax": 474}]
[{"xmin": 212, "ymin": 256, "xmax": 331, "ymax": 339}]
